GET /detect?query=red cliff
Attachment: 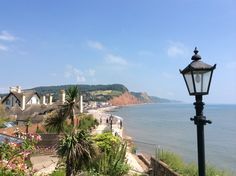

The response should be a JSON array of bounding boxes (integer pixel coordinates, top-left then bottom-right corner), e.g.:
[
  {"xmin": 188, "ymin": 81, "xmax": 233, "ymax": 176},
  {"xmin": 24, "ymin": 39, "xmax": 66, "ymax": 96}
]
[{"xmin": 109, "ymin": 92, "xmax": 141, "ymax": 106}]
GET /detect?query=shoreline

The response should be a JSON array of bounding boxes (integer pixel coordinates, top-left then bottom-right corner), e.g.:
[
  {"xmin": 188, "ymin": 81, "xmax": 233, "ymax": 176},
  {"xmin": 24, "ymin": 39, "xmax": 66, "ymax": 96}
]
[{"xmin": 88, "ymin": 105, "xmax": 148, "ymax": 173}]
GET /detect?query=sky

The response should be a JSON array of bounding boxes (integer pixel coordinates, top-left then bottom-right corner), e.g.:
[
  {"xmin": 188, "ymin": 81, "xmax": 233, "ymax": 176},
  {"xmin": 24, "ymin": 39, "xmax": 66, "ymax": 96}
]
[{"xmin": 0, "ymin": 0, "xmax": 235, "ymax": 104}]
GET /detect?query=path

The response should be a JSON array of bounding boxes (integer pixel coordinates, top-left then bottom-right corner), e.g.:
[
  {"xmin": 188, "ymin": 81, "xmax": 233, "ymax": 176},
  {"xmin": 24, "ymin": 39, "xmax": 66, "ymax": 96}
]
[
  {"xmin": 31, "ymin": 155, "xmax": 59, "ymax": 176},
  {"xmin": 89, "ymin": 108, "xmax": 146, "ymax": 174}
]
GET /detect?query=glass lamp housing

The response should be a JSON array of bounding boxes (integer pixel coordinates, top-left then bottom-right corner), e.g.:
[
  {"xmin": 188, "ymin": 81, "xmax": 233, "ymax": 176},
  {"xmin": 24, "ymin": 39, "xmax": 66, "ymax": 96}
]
[{"xmin": 180, "ymin": 48, "xmax": 216, "ymax": 96}]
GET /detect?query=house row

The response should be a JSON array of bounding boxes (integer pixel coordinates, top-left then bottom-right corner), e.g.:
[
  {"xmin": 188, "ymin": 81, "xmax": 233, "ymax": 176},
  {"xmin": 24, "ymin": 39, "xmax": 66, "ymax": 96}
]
[
  {"xmin": 1, "ymin": 86, "xmax": 66, "ymax": 110},
  {"xmin": 0, "ymin": 86, "xmax": 83, "ymax": 124}
]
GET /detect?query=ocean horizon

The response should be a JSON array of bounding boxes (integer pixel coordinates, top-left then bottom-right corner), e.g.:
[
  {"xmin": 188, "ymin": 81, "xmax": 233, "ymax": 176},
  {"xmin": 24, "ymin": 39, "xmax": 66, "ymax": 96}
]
[{"xmin": 112, "ymin": 103, "xmax": 236, "ymax": 173}]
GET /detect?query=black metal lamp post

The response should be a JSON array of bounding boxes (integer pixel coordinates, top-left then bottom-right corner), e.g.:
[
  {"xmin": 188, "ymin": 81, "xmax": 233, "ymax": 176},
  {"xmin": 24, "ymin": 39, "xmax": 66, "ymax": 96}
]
[
  {"xmin": 110, "ymin": 115, "xmax": 113, "ymax": 132},
  {"xmin": 180, "ymin": 47, "xmax": 216, "ymax": 176}
]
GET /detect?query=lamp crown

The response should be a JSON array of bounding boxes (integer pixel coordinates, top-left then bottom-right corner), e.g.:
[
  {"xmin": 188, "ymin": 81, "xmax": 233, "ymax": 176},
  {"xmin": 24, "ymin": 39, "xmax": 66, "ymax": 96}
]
[{"xmin": 192, "ymin": 47, "xmax": 201, "ymax": 61}]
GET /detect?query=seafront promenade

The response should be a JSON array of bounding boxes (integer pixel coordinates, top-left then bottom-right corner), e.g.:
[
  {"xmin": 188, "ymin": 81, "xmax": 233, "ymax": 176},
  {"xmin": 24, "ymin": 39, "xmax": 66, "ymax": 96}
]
[{"xmin": 88, "ymin": 107, "xmax": 148, "ymax": 174}]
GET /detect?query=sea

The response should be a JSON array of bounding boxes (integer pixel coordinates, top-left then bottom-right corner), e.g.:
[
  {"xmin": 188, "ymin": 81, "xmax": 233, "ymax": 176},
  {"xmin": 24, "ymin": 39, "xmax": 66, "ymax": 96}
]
[{"xmin": 112, "ymin": 103, "xmax": 236, "ymax": 173}]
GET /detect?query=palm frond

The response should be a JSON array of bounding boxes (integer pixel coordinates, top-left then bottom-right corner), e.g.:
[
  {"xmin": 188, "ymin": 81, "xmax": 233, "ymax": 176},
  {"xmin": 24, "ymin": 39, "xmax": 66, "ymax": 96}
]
[
  {"xmin": 44, "ymin": 110, "xmax": 66, "ymax": 134},
  {"xmin": 65, "ymin": 86, "xmax": 80, "ymax": 103}
]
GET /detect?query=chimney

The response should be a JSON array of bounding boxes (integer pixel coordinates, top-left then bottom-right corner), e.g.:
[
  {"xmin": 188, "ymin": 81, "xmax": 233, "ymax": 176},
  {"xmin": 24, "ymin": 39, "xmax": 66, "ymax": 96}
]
[
  {"xmin": 21, "ymin": 94, "xmax": 25, "ymax": 110},
  {"xmin": 16, "ymin": 86, "xmax": 21, "ymax": 93},
  {"xmin": 80, "ymin": 95, "xmax": 83, "ymax": 113},
  {"xmin": 42, "ymin": 95, "xmax": 46, "ymax": 105},
  {"xmin": 60, "ymin": 90, "xmax": 65, "ymax": 104},
  {"xmin": 10, "ymin": 86, "xmax": 21, "ymax": 93},
  {"xmin": 49, "ymin": 94, "xmax": 53, "ymax": 105}
]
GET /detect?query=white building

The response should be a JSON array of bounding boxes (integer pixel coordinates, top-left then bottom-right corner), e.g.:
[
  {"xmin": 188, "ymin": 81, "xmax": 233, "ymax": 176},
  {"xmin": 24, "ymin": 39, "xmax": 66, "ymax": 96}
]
[{"xmin": 1, "ymin": 86, "xmax": 40, "ymax": 110}]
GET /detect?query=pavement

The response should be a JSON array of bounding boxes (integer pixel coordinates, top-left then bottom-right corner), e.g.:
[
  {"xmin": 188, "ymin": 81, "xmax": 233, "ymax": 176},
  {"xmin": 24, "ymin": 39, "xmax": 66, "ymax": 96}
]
[{"xmin": 31, "ymin": 155, "xmax": 59, "ymax": 176}]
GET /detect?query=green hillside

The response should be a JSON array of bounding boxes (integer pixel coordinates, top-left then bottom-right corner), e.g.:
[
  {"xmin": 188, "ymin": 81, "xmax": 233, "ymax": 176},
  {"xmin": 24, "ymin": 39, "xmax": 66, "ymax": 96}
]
[
  {"xmin": 30, "ymin": 84, "xmax": 127, "ymax": 102},
  {"xmin": 0, "ymin": 84, "xmax": 178, "ymax": 103}
]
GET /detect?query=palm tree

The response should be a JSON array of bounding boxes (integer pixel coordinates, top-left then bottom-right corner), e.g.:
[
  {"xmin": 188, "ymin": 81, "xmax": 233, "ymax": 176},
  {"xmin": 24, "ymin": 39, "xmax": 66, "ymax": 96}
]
[
  {"xmin": 44, "ymin": 110, "xmax": 66, "ymax": 134},
  {"xmin": 62, "ymin": 86, "xmax": 80, "ymax": 127},
  {"xmin": 57, "ymin": 130, "xmax": 97, "ymax": 176},
  {"xmin": 44, "ymin": 86, "xmax": 80, "ymax": 133}
]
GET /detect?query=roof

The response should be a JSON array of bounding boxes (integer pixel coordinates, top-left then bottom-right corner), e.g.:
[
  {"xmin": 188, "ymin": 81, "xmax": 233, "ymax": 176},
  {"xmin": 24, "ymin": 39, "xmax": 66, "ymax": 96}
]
[
  {"xmin": 1, "ymin": 90, "xmax": 40, "ymax": 104},
  {"xmin": 16, "ymin": 104, "xmax": 59, "ymax": 122},
  {"xmin": 0, "ymin": 133, "xmax": 23, "ymax": 144}
]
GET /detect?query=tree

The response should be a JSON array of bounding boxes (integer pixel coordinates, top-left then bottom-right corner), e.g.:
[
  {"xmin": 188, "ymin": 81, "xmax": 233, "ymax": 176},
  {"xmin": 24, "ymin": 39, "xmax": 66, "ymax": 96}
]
[
  {"xmin": 44, "ymin": 86, "xmax": 80, "ymax": 133},
  {"xmin": 57, "ymin": 130, "xmax": 97, "ymax": 176},
  {"xmin": 44, "ymin": 110, "xmax": 67, "ymax": 134},
  {"xmin": 61, "ymin": 86, "xmax": 80, "ymax": 127}
]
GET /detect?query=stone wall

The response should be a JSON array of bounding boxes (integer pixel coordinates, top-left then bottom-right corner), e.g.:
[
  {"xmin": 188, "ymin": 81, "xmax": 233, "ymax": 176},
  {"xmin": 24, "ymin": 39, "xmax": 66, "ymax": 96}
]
[{"xmin": 150, "ymin": 157, "xmax": 179, "ymax": 176}]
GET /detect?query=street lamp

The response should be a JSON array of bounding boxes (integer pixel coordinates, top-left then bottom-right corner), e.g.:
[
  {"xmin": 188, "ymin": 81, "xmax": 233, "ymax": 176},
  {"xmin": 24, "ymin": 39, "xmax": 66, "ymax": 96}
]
[
  {"xmin": 110, "ymin": 115, "xmax": 113, "ymax": 132},
  {"xmin": 180, "ymin": 47, "xmax": 216, "ymax": 176}
]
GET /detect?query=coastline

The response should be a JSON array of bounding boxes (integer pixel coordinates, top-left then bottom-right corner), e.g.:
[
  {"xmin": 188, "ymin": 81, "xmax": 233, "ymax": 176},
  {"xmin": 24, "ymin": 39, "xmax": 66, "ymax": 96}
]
[{"xmin": 88, "ymin": 105, "xmax": 148, "ymax": 173}]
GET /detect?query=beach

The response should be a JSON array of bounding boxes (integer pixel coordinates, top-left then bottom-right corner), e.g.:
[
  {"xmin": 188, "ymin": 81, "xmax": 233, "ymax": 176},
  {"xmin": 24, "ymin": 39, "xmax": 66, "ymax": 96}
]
[{"xmin": 88, "ymin": 106, "xmax": 148, "ymax": 173}]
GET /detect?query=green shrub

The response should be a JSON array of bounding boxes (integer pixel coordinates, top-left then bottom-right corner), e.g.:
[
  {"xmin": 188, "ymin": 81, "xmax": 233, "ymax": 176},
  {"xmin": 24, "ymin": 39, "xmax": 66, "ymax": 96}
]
[
  {"xmin": 93, "ymin": 132, "xmax": 121, "ymax": 152},
  {"xmin": 50, "ymin": 169, "xmax": 65, "ymax": 176},
  {"xmin": 78, "ymin": 114, "xmax": 98, "ymax": 131},
  {"xmin": 91, "ymin": 142, "xmax": 130, "ymax": 176}
]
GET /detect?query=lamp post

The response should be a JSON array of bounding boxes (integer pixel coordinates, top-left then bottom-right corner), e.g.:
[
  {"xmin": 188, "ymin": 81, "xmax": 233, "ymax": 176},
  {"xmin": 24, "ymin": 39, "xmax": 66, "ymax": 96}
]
[
  {"xmin": 180, "ymin": 47, "xmax": 216, "ymax": 176},
  {"xmin": 110, "ymin": 115, "xmax": 113, "ymax": 132}
]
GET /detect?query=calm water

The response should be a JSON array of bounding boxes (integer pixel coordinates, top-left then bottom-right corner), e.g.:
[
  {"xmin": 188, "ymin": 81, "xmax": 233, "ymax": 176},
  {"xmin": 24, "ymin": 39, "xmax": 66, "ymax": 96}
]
[{"xmin": 113, "ymin": 103, "xmax": 236, "ymax": 173}]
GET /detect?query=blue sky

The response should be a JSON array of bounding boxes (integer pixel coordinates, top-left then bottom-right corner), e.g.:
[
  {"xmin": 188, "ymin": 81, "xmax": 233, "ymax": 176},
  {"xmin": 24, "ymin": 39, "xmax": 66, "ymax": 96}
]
[{"xmin": 0, "ymin": 0, "xmax": 235, "ymax": 104}]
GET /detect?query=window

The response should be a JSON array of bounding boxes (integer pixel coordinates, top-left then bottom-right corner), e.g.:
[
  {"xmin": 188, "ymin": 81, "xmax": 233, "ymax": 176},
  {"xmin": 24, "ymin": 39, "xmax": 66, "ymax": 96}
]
[{"xmin": 6, "ymin": 99, "xmax": 10, "ymax": 105}]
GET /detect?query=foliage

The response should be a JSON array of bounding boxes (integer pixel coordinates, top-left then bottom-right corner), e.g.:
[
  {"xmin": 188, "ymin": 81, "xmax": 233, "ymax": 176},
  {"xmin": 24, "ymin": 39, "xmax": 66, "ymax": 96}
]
[
  {"xmin": 45, "ymin": 86, "xmax": 81, "ymax": 134},
  {"xmin": 78, "ymin": 114, "xmax": 98, "ymax": 131},
  {"xmin": 93, "ymin": 132, "xmax": 121, "ymax": 152},
  {"xmin": 0, "ymin": 132, "xmax": 41, "ymax": 175},
  {"xmin": 57, "ymin": 130, "xmax": 98, "ymax": 176},
  {"xmin": 91, "ymin": 142, "xmax": 130, "ymax": 176},
  {"xmin": 159, "ymin": 150, "xmax": 232, "ymax": 176},
  {"xmin": 50, "ymin": 168, "xmax": 66, "ymax": 176},
  {"xmin": 44, "ymin": 111, "xmax": 67, "ymax": 134},
  {"xmin": 63, "ymin": 85, "xmax": 80, "ymax": 127},
  {"xmin": 0, "ymin": 117, "xmax": 11, "ymax": 128}
]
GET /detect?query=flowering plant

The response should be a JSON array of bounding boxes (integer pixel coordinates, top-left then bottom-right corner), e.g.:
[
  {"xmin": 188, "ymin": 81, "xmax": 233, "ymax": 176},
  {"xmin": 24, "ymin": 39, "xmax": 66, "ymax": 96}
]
[{"xmin": 0, "ymin": 130, "xmax": 42, "ymax": 175}]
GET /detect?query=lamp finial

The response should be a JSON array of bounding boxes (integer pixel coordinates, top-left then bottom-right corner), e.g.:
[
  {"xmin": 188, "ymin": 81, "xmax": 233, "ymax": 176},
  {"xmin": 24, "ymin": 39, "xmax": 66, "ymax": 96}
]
[{"xmin": 192, "ymin": 47, "xmax": 201, "ymax": 61}]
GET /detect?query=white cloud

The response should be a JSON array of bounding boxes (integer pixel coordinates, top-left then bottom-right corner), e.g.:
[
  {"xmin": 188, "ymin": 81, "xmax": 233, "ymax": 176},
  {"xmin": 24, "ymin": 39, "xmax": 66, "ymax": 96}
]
[
  {"xmin": 0, "ymin": 31, "xmax": 17, "ymax": 41},
  {"xmin": 87, "ymin": 40, "xmax": 105, "ymax": 50},
  {"xmin": 65, "ymin": 65, "xmax": 86, "ymax": 83},
  {"xmin": 105, "ymin": 54, "xmax": 127, "ymax": 65},
  {"xmin": 86, "ymin": 40, "xmax": 129, "ymax": 67},
  {"xmin": 87, "ymin": 69, "xmax": 96, "ymax": 77},
  {"xmin": 0, "ymin": 44, "xmax": 8, "ymax": 51},
  {"xmin": 167, "ymin": 41, "xmax": 188, "ymax": 58}
]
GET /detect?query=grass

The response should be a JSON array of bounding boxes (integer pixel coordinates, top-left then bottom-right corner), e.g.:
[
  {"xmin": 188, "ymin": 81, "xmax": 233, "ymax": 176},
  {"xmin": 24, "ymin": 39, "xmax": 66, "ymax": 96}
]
[
  {"xmin": 90, "ymin": 90, "xmax": 123, "ymax": 96},
  {"xmin": 158, "ymin": 150, "xmax": 232, "ymax": 176},
  {"xmin": 50, "ymin": 169, "xmax": 65, "ymax": 176}
]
